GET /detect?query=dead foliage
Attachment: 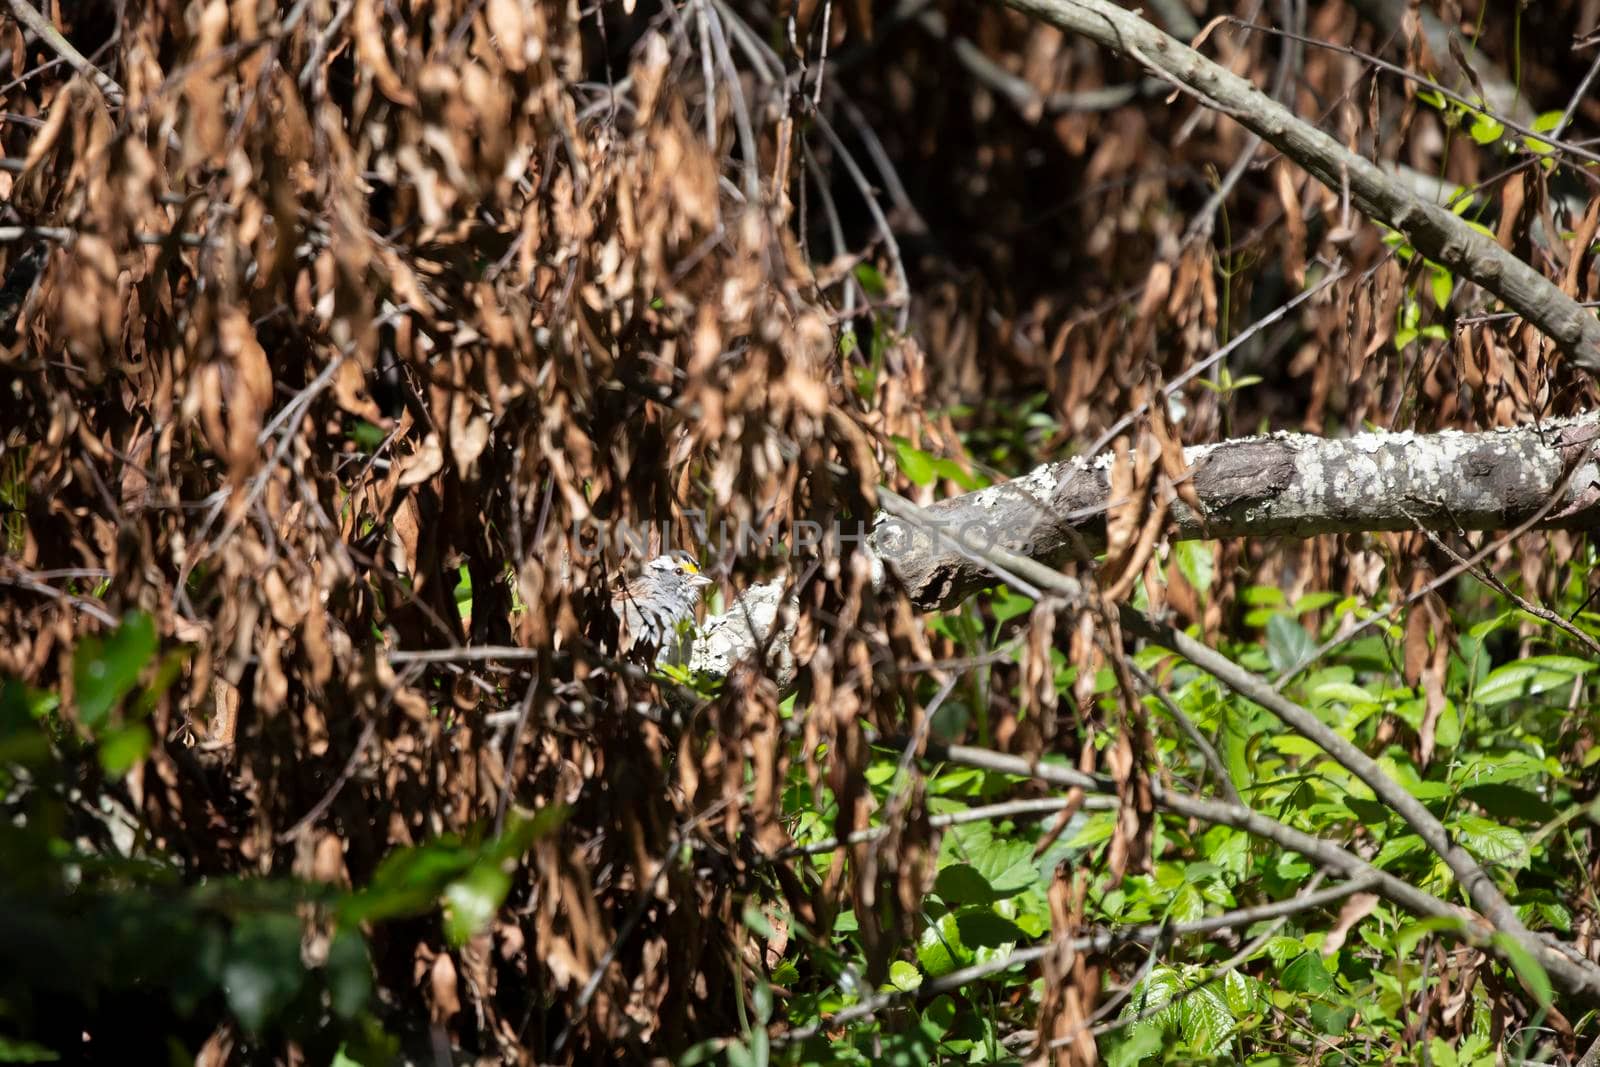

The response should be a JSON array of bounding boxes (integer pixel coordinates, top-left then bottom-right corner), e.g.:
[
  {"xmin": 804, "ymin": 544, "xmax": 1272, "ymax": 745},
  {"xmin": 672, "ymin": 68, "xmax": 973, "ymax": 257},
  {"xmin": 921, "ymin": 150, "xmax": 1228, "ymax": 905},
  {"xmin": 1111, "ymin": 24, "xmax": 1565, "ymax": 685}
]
[{"xmin": 1, "ymin": 0, "xmax": 1598, "ymax": 1060}]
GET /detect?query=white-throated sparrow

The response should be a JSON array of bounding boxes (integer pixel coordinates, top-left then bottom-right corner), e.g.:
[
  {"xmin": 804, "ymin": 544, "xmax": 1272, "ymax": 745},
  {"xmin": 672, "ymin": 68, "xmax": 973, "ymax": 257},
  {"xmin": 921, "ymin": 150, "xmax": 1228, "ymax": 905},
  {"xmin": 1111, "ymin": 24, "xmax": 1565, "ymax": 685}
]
[{"xmin": 611, "ymin": 553, "xmax": 713, "ymax": 664}]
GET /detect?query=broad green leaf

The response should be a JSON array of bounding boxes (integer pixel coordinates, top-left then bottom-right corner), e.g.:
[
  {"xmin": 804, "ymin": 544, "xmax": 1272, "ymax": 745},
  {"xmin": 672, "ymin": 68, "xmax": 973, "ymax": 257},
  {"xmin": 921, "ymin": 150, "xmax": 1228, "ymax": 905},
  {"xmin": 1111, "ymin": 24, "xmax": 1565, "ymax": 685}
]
[
  {"xmin": 988, "ymin": 588, "xmax": 1035, "ymax": 626},
  {"xmin": 326, "ymin": 926, "xmax": 373, "ymax": 1020},
  {"xmin": 1476, "ymin": 657, "xmax": 1593, "ymax": 705},
  {"xmin": 443, "ymin": 861, "xmax": 511, "ymax": 946},
  {"xmin": 1396, "ymin": 916, "xmax": 1469, "ymax": 955},
  {"xmin": 953, "ymin": 907, "xmax": 1025, "ymax": 949},
  {"xmin": 920, "ymin": 994, "xmax": 956, "ymax": 1037},
  {"xmin": 222, "ymin": 913, "xmax": 306, "ymax": 1033},
  {"xmin": 73, "ymin": 611, "xmax": 158, "ymax": 730},
  {"xmin": 1452, "ymin": 815, "xmax": 1526, "ymax": 868},
  {"xmin": 1307, "ymin": 681, "xmax": 1379, "ymax": 707},
  {"xmin": 1532, "ymin": 110, "xmax": 1567, "ymax": 133},
  {"xmin": 1169, "ymin": 883, "xmax": 1206, "ymax": 925},
  {"xmin": 1468, "ymin": 114, "xmax": 1503, "ymax": 145},
  {"xmin": 967, "ymin": 838, "xmax": 1037, "ymax": 899},
  {"xmin": 894, "ymin": 439, "xmax": 935, "ymax": 486},
  {"xmin": 97, "ymin": 723, "xmax": 151, "ymax": 779},
  {"xmin": 916, "ymin": 912, "xmax": 970, "ymax": 977},
  {"xmin": 1240, "ymin": 585, "xmax": 1285, "ymax": 608},
  {"xmin": 933, "ymin": 863, "xmax": 997, "ymax": 906},
  {"xmin": 1176, "ymin": 984, "xmax": 1237, "ymax": 1053},
  {"xmin": 1461, "ymin": 783, "xmax": 1558, "ymax": 823},
  {"xmin": 1292, "ymin": 591, "xmax": 1340, "ymax": 615},
  {"xmin": 1279, "ymin": 952, "xmax": 1334, "ymax": 995},
  {"xmin": 1265, "ymin": 614, "xmax": 1316, "ymax": 676},
  {"xmin": 888, "ymin": 960, "xmax": 922, "ymax": 992},
  {"xmin": 1174, "ymin": 541, "xmax": 1216, "ymax": 600}
]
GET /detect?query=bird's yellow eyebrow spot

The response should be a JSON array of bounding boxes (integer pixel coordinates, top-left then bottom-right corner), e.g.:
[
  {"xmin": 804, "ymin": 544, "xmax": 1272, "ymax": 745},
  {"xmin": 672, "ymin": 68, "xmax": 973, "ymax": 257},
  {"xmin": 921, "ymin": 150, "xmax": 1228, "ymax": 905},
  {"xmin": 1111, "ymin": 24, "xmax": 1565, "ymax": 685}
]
[{"xmin": 679, "ymin": 560, "xmax": 700, "ymax": 575}]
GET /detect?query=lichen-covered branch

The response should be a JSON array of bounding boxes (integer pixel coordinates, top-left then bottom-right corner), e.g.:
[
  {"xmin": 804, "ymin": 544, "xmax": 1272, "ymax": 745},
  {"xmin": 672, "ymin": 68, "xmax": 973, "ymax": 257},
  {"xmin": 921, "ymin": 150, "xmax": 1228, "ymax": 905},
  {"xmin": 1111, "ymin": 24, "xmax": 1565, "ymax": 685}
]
[{"xmin": 691, "ymin": 415, "xmax": 1600, "ymax": 673}]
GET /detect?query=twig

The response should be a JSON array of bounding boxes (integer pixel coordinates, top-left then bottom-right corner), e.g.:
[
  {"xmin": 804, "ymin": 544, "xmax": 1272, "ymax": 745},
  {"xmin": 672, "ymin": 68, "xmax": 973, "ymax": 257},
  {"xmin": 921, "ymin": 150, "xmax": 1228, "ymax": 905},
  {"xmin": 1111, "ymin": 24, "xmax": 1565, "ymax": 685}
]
[
  {"xmin": 776, "ymin": 873, "xmax": 1379, "ymax": 1046},
  {"xmin": 1411, "ymin": 521, "xmax": 1600, "ymax": 660},
  {"xmin": 1087, "ymin": 260, "xmax": 1345, "ymax": 456},
  {"xmin": 1183, "ymin": 1, "xmax": 1300, "ymax": 245},
  {"xmin": 0, "ymin": 569, "xmax": 118, "ymax": 626},
  {"xmin": 1120, "ymin": 604, "xmax": 1600, "ymax": 1002},
  {"xmin": 276, "ymin": 721, "xmax": 377, "ymax": 842},
  {"xmin": 494, "ymin": 672, "xmax": 541, "ymax": 836},
  {"xmin": 0, "ymin": 224, "xmax": 216, "ymax": 248},
  {"xmin": 1127, "ymin": 659, "xmax": 1241, "ymax": 805},
  {"xmin": 551, "ymin": 793, "xmax": 740, "ymax": 1055},
  {"xmin": 996, "ymin": 0, "xmax": 1600, "ymax": 369},
  {"xmin": 1553, "ymin": 46, "xmax": 1600, "ymax": 142},
  {"xmin": 775, "ymin": 794, "xmax": 1116, "ymax": 859},
  {"xmin": 1235, "ymin": 20, "xmax": 1600, "ymax": 171},
  {"xmin": 4, "ymin": 0, "xmax": 124, "ymax": 105}
]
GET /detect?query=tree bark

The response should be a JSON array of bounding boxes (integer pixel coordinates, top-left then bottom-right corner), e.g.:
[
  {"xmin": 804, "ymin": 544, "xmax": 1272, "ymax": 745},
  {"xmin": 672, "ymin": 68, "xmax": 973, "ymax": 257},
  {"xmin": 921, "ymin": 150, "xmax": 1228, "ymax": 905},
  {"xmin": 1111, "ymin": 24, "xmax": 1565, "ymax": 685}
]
[{"xmin": 690, "ymin": 414, "xmax": 1600, "ymax": 674}]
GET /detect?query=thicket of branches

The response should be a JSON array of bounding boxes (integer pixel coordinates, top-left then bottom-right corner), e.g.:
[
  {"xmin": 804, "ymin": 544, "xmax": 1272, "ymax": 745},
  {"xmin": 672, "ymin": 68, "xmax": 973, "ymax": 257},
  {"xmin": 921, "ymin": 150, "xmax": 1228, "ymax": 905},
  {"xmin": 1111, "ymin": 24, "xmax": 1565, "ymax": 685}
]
[{"xmin": 2, "ymin": 0, "xmax": 1599, "ymax": 1063}]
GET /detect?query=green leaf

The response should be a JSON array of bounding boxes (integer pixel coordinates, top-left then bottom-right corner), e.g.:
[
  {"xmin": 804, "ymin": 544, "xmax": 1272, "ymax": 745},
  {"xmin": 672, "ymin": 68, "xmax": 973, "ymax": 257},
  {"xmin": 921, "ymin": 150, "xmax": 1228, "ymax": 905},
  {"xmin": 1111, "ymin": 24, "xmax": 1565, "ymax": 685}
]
[
  {"xmin": 1265, "ymin": 614, "xmax": 1316, "ymax": 677},
  {"xmin": 930, "ymin": 456, "xmax": 982, "ymax": 491},
  {"xmin": 854, "ymin": 263, "xmax": 888, "ymax": 298},
  {"xmin": 989, "ymin": 589, "xmax": 1036, "ymax": 626},
  {"xmin": 73, "ymin": 611, "xmax": 158, "ymax": 730},
  {"xmin": 1476, "ymin": 657, "xmax": 1593, "ymax": 705},
  {"xmin": 1174, "ymin": 541, "xmax": 1216, "ymax": 600},
  {"xmin": 1491, "ymin": 931, "xmax": 1553, "ymax": 1009},
  {"xmin": 1105, "ymin": 1026, "xmax": 1165, "ymax": 1067},
  {"xmin": 349, "ymin": 420, "xmax": 387, "ymax": 449},
  {"xmin": 1396, "ymin": 916, "xmax": 1469, "ymax": 955},
  {"xmin": 1461, "ymin": 783, "xmax": 1558, "ymax": 823},
  {"xmin": 0, "ymin": 1037, "xmax": 61, "ymax": 1063},
  {"xmin": 1279, "ymin": 952, "xmax": 1334, "ymax": 995},
  {"xmin": 1532, "ymin": 110, "xmax": 1567, "ymax": 133},
  {"xmin": 1430, "ymin": 266, "xmax": 1454, "ymax": 309},
  {"xmin": 916, "ymin": 913, "xmax": 971, "ymax": 977},
  {"xmin": 326, "ymin": 926, "xmax": 373, "ymax": 1020},
  {"xmin": 894, "ymin": 439, "xmax": 936, "ymax": 487},
  {"xmin": 920, "ymin": 994, "xmax": 956, "ymax": 1038},
  {"xmin": 741, "ymin": 900, "xmax": 778, "ymax": 939},
  {"xmin": 1169, "ymin": 883, "xmax": 1206, "ymax": 925},
  {"xmin": 222, "ymin": 913, "xmax": 306, "ymax": 1032},
  {"xmin": 967, "ymin": 838, "xmax": 1037, "ymax": 899},
  {"xmin": 934, "ymin": 863, "xmax": 997, "ymax": 906},
  {"xmin": 1307, "ymin": 681, "xmax": 1379, "ymax": 708},
  {"xmin": 1175, "ymin": 983, "xmax": 1237, "ymax": 1053},
  {"xmin": 443, "ymin": 861, "xmax": 511, "ymax": 946},
  {"xmin": 1468, "ymin": 113, "xmax": 1503, "ymax": 145},
  {"xmin": 1452, "ymin": 815, "xmax": 1526, "ymax": 868},
  {"xmin": 888, "ymin": 960, "xmax": 922, "ymax": 992},
  {"xmin": 342, "ymin": 837, "xmax": 476, "ymax": 925},
  {"xmin": 97, "ymin": 723, "xmax": 152, "ymax": 779},
  {"xmin": 953, "ymin": 907, "xmax": 1025, "ymax": 949},
  {"xmin": 752, "ymin": 980, "xmax": 774, "ymax": 1025}
]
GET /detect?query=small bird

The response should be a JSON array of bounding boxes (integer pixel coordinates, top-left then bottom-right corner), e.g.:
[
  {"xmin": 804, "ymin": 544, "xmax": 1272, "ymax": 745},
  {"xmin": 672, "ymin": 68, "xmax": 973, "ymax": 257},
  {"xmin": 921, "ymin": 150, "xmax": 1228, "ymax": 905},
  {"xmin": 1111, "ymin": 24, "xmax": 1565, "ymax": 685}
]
[{"xmin": 611, "ymin": 553, "xmax": 713, "ymax": 664}]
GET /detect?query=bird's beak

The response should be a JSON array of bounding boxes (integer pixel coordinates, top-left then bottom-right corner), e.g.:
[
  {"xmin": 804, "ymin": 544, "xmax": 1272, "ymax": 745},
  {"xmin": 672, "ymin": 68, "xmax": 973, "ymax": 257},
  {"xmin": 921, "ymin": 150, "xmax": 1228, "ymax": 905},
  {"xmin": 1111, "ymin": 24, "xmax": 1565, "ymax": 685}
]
[{"xmin": 692, "ymin": 574, "xmax": 713, "ymax": 587}]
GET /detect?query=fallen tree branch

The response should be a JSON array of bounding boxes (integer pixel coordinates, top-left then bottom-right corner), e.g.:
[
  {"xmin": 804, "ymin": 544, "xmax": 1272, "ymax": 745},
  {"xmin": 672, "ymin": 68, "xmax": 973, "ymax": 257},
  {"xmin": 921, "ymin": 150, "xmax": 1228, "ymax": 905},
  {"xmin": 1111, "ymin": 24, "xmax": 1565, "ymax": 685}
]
[
  {"xmin": 689, "ymin": 413, "xmax": 1600, "ymax": 677},
  {"xmin": 985, "ymin": 0, "xmax": 1600, "ymax": 370}
]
